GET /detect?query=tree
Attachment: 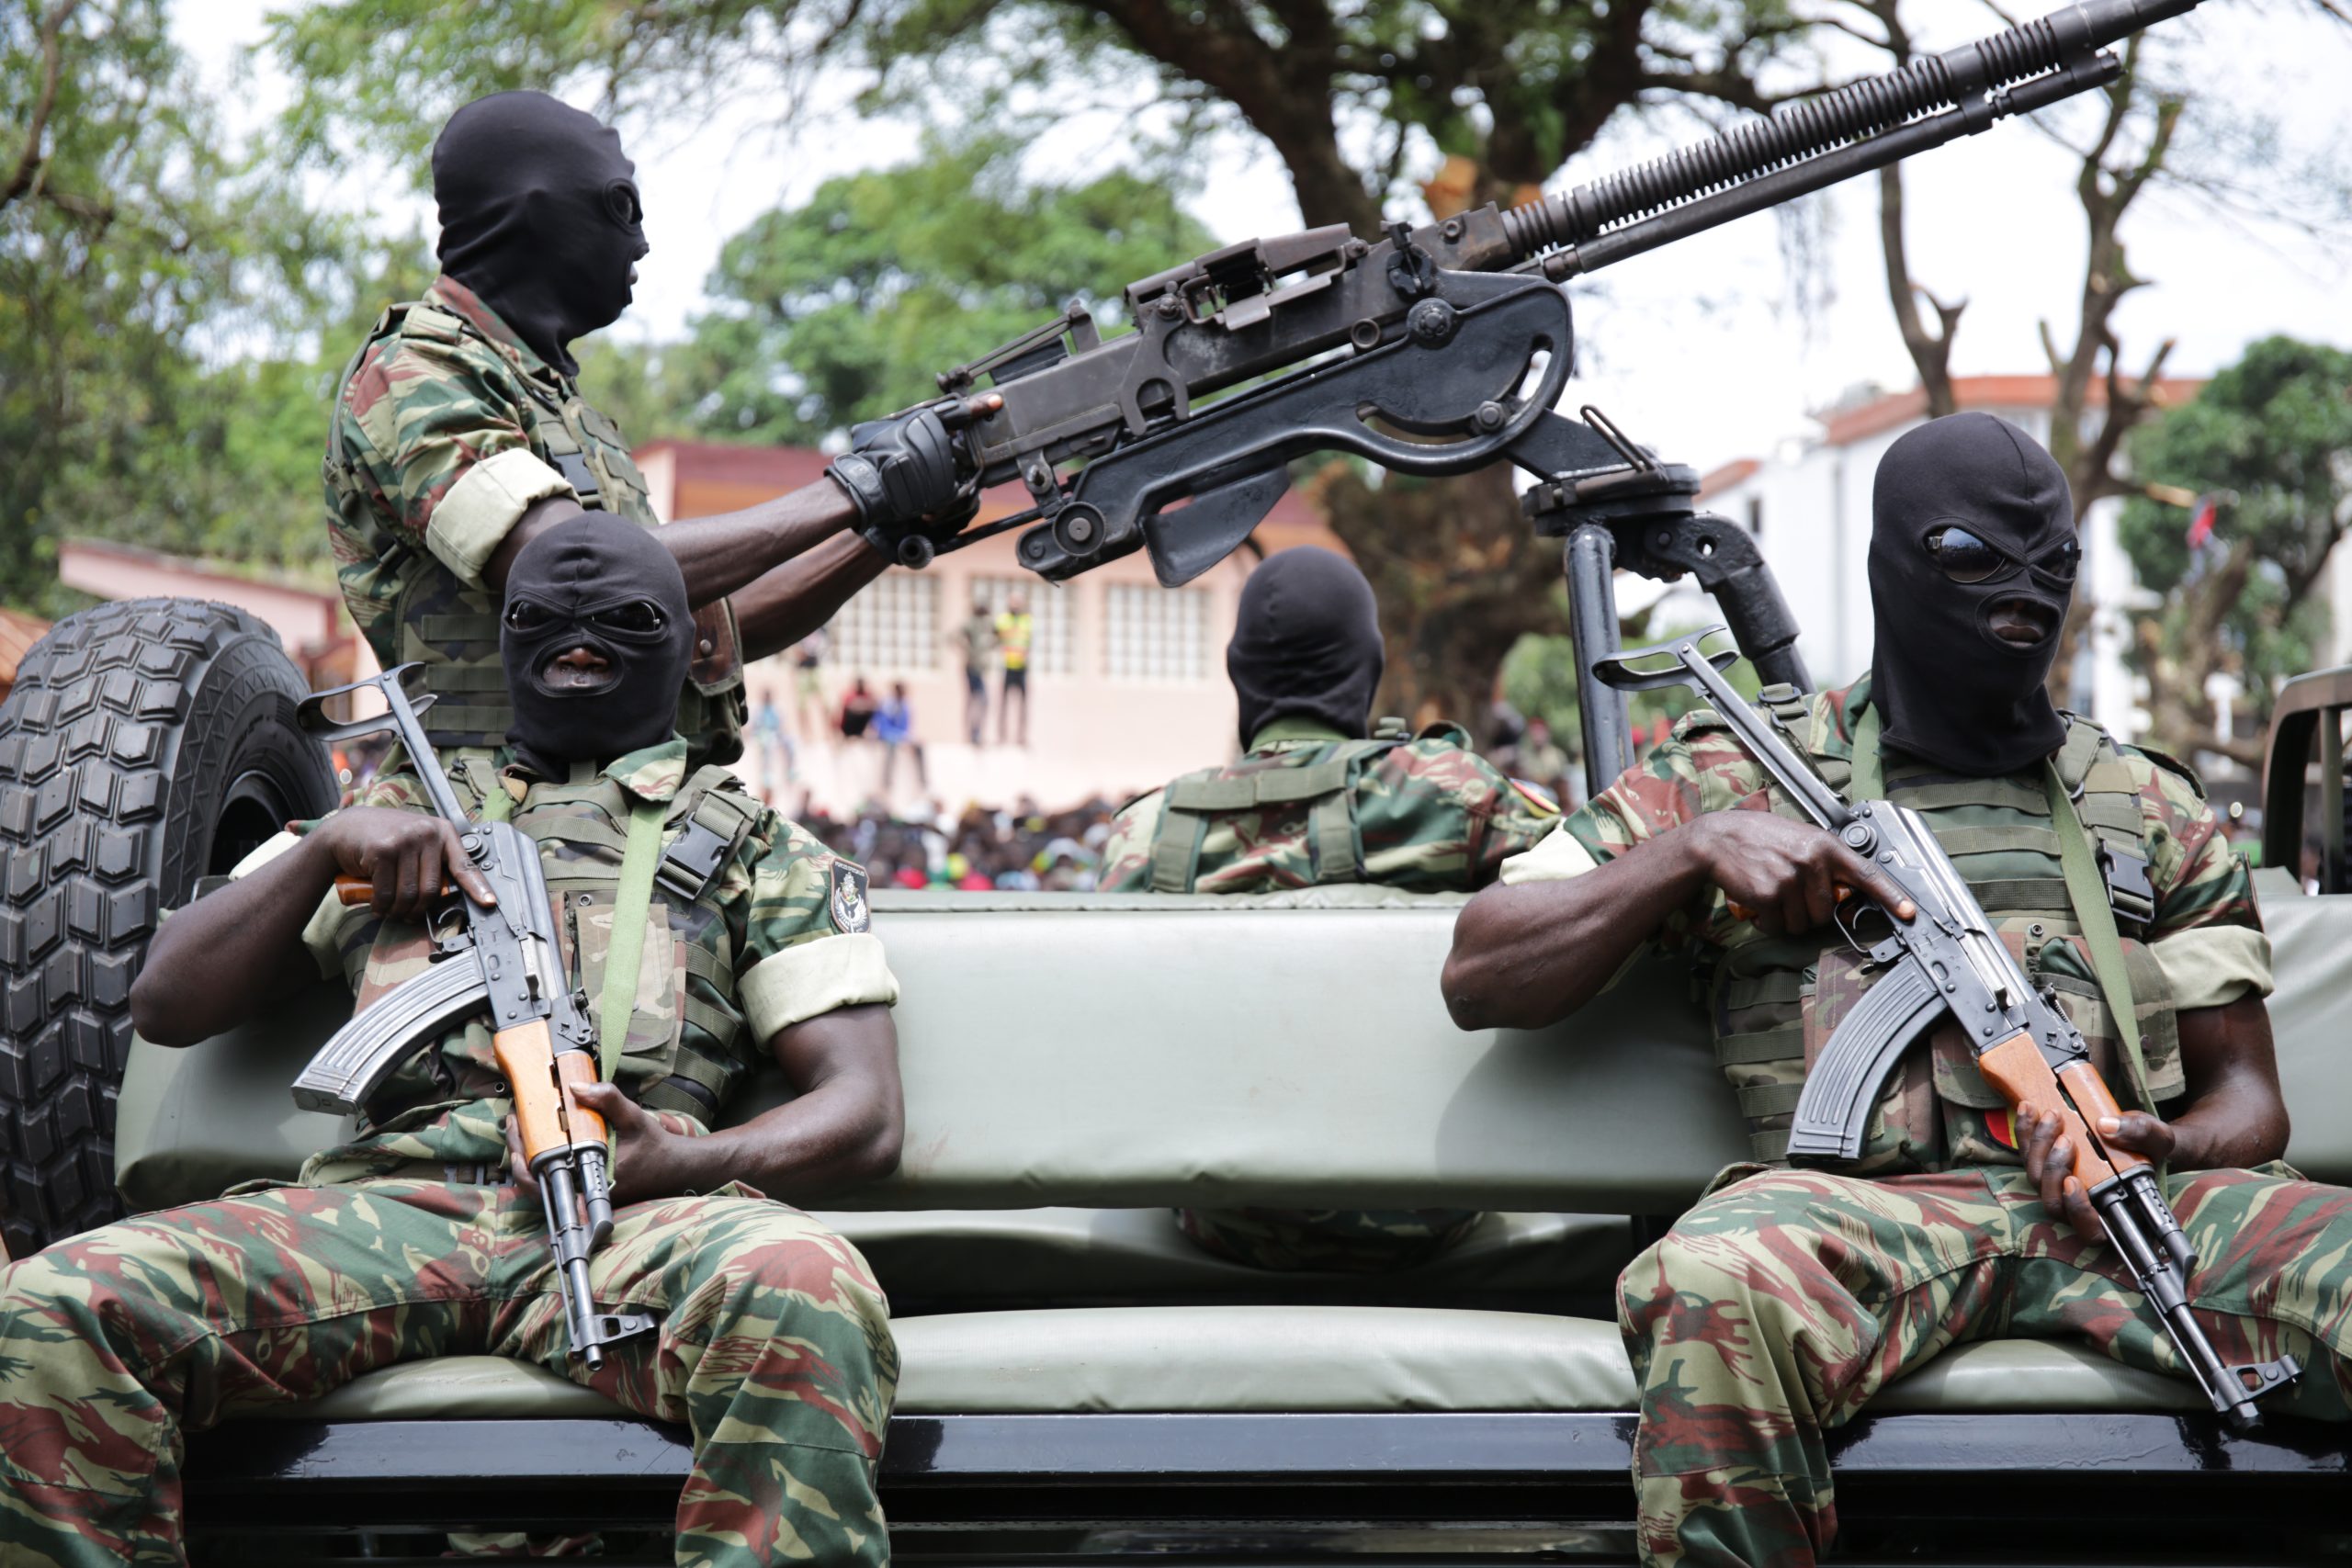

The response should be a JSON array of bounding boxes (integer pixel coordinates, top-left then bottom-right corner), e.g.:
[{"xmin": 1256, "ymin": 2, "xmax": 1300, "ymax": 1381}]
[
  {"xmin": 1, "ymin": 0, "xmax": 354, "ymax": 610},
  {"xmin": 2117, "ymin": 335, "xmax": 2352, "ymax": 769},
  {"xmin": 267, "ymin": 0, "xmax": 1842, "ymax": 725},
  {"xmin": 681, "ymin": 137, "xmax": 1214, "ymax": 442}
]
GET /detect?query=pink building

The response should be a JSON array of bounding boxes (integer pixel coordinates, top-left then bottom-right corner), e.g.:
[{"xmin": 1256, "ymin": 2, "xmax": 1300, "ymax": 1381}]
[{"xmin": 635, "ymin": 440, "xmax": 1349, "ymax": 814}]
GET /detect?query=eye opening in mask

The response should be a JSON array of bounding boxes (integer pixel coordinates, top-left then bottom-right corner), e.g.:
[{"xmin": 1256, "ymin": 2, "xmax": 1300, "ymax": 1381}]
[
  {"xmin": 604, "ymin": 179, "xmax": 642, "ymax": 228},
  {"xmin": 503, "ymin": 599, "xmax": 555, "ymax": 634},
  {"xmin": 590, "ymin": 600, "xmax": 668, "ymax": 637},
  {"xmin": 1924, "ymin": 525, "xmax": 2083, "ymax": 589}
]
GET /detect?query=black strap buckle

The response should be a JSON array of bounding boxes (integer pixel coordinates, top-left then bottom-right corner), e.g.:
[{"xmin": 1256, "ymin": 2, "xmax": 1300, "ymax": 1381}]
[
  {"xmin": 654, "ymin": 818, "xmax": 733, "ymax": 902},
  {"xmin": 552, "ymin": 449, "xmax": 604, "ymax": 505},
  {"xmin": 2098, "ymin": 840, "xmax": 2157, "ymax": 931}
]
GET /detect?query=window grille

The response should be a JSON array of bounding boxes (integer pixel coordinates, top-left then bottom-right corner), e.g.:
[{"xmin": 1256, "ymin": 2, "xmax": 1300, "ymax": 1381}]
[
  {"xmin": 831, "ymin": 572, "xmax": 939, "ymax": 672},
  {"xmin": 1103, "ymin": 584, "xmax": 1211, "ymax": 682},
  {"xmin": 967, "ymin": 577, "xmax": 1072, "ymax": 675}
]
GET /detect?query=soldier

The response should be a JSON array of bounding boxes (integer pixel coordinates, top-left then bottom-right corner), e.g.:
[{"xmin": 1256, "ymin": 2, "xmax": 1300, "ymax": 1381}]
[
  {"xmin": 1443, "ymin": 413, "xmax": 2352, "ymax": 1567},
  {"xmin": 327, "ymin": 90, "xmax": 971, "ymax": 767},
  {"xmin": 0, "ymin": 516, "xmax": 905, "ymax": 1566},
  {"xmin": 1101, "ymin": 546, "xmax": 1557, "ymax": 1271}
]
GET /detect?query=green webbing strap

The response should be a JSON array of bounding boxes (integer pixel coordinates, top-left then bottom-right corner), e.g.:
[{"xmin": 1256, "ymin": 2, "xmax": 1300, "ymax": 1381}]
[
  {"xmin": 1148, "ymin": 802, "xmax": 1207, "ymax": 893},
  {"xmin": 1849, "ymin": 704, "xmax": 1884, "ymax": 802},
  {"xmin": 595, "ymin": 802, "xmax": 669, "ymax": 1080},
  {"xmin": 2046, "ymin": 767, "xmax": 2154, "ymax": 1115},
  {"xmin": 478, "ymin": 782, "xmax": 514, "ymax": 823}
]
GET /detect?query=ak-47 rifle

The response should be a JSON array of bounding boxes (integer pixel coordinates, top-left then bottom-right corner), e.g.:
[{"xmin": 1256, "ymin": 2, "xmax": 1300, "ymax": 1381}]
[
  {"xmin": 1592, "ymin": 628, "xmax": 2301, "ymax": 1430},
  {"xmin": 293, "ymin": 665, "xmax": 655, "ymax": 1370},
  {"xmin": 881, "ymin": 0, "xmax": 2202, "ymax": 795}
]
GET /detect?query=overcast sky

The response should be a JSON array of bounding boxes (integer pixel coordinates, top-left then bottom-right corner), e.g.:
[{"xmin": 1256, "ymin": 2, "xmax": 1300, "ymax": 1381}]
[{"xmin": 181, "ymin": 1, "xmax": 2352, "ymax": 474}]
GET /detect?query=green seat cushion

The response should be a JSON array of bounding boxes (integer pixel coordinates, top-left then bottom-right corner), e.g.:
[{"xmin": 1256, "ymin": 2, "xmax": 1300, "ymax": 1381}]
[
  {"xmin": 258, "ymin": 1314, "xmax": 2199, "ymax": 1423},
  {"xmin": 819, "ymin": 1208, "xmax": 1636, "ymax": 1306}
]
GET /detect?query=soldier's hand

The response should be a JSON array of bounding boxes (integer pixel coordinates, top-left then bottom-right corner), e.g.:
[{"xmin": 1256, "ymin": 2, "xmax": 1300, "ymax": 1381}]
[
  {"xmin": 311, "ymin": 807, "xmax": 495, "ymax": 919},
  {"xmin": 2017, "ymin": 1100, "xmax": 2106, "ymax": 1236},
  {"xmin": 1680, "ymin": 810, "xmax": 1915, "ymax": 934},
  {"xmin": 829, "ymin": 404, "xmax": 973, "ymax": 533},
  {"xmin": 571, "ymin": 1081, "xmax": 703, "ymax": 1204}
]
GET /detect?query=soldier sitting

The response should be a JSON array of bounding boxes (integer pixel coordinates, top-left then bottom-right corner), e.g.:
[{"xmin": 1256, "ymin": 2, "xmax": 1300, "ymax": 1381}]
[
  {"xmin": 1100, "ymin": 546, "xmax": 1557, "ymax": 1271},
  {"xmin": 1443, "ymin": 412, "xmax": 2352, "ymax": 1567},
  {"xmin": 0, "ymin": 516, "xmax": 905, "ymax": 1567}
]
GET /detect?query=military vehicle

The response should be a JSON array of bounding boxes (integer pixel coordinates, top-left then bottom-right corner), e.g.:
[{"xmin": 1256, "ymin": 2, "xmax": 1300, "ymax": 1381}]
[{"xmin": 6, "ymin": 0, "xmax": 2348, "ymax": 1557}]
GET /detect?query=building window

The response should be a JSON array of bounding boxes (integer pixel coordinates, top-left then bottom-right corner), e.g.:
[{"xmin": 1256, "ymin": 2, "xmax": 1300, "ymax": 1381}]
[
  {"xmin": 968, "ymin": 576, "xmax": 1072, "ymax": 675},
  {"xmin": 831, "ymin": 572, "xmax": 938, "ymax": 672},
  {"xmin": 1104, "ymin": 584, "xmax": 1211, "ymax": 682}
]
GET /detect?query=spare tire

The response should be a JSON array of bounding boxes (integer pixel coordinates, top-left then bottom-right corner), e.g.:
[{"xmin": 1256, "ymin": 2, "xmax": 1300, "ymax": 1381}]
[{"xmin": 0, "ymin": 598, "xmax": 335, "ymax": 1256}]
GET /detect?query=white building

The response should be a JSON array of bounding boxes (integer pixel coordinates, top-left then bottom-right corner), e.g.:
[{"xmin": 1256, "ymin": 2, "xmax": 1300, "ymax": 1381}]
[{"xmin": 1683, "ymin": 375, "xmax": 2202, "ymax": 746}]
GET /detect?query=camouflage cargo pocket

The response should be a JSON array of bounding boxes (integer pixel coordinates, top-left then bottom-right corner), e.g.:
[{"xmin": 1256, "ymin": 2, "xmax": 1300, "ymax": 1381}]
[{"xmin": 570, "ymin": 891, "xmax": 686, "ymax": 1077}]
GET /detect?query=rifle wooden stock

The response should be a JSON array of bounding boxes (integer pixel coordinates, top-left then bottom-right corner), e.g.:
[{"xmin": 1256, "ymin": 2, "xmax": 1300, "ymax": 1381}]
[
  {"xmin": 1975, "ymin": 1032, "xmax": 2151, "ymax": 1188},
  {"xmin": 494, "ymin": 1021, "xmax": 608, "ymax": 1166}
]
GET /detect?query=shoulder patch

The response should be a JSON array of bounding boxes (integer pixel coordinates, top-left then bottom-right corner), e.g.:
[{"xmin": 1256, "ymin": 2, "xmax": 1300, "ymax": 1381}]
[
  {"xmin": 827, "ymin": 858, "xmax": 873, "ymax": 933},
  {"xmin": 2122, "ymin": 741, "xmax": 2208, "ymax": 800}
]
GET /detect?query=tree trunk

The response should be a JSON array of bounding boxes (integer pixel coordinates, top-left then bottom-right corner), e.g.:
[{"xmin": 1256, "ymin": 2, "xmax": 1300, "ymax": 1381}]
[{"xmin": 1308, "ymin": 461, "xmax": 1566, "ymax": 731}]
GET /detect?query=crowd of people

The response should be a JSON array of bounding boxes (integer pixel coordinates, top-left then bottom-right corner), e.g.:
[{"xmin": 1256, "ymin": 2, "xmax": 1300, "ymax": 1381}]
[{"xmin": 798, "ymin": 795, "xmax": 1121, "ymax": 892}]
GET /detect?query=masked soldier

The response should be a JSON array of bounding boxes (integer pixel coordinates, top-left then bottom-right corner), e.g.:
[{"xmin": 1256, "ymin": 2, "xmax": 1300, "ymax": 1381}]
[
  {"xmin": 1444, "ymin": 413, "xmax": 2352, "ymax": 1567},
  {"xmin": 0, "ymin": 516, "xmax": 905, "ymax": 1567},
  {"xmin": 1100, "ymin": 546, "xmax": 1557, "ymax": 1271},
  {"xmin": 327, "ymin": 91, "xmax": 970, "ymax": 767}
]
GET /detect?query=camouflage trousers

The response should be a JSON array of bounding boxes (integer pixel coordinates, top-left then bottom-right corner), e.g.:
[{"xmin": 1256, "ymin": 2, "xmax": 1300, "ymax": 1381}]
[
  {"xmin": 1618, "ymin": 1162, "xmax": 2352, "ymax": 1568},
  {"xmin": 0, "ymin": 1177, "xmax": 897, "ymax": 1567}
]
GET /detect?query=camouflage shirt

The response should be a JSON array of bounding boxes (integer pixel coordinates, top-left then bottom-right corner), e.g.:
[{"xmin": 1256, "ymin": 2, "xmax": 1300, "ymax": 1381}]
[
  {"xmin": 325, "ymin": 275, "xmax": 658, "ymax": 668},
  {"xmin": 1504, "ymin": 676, "xmax": 2273, "ymax": 1169},
  {"xmin": 1099, "ymin": 716, "xmax": 1559, "ymax": 895},
  {"xmin": 285, "ymin": 738, "xmax": 896, "ymax": 1185}
]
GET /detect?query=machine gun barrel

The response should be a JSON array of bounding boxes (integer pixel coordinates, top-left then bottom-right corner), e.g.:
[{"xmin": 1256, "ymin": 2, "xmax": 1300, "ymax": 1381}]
[{"xmin": 1498, "ymin": 0, "xmax": 2193, "ymax": 276}]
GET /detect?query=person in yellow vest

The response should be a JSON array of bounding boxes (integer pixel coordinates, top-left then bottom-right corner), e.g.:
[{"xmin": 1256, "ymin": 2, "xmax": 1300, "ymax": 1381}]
[{"xmin": 995, "ymin": 591, "xmax": 1035, "ymax": 746}]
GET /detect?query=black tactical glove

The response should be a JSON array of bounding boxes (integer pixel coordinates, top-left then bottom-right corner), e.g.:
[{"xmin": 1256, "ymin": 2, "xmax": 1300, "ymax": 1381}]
[{"xmin": 828, "ymin": 404, "xmax": 974, "ymax": 567}]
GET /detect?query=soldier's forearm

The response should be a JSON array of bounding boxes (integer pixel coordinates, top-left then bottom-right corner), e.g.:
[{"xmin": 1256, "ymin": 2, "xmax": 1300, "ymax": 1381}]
[
  {"xmin": 730, "ymin": 534, "xmax": 891, "ymax": 662},
  {"xmin": 1442, "ymin": 828, "xmax": 1710, "ymax": 1032},
  {"xmin": 2165, "ymin": 996, "xmax": 2290, "ymax": 1170},
  {"xmin": 131, "ymin": 834, "xmax": 342, "ymax": 1047},
  {"xmin": 485, "ymin": 481, "xmax": 862, "ymax": 609}
]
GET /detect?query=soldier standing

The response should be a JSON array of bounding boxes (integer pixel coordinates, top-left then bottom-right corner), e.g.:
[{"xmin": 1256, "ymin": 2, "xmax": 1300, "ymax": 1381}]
[
  {"xmin": 1443, "ymin": 413, "xmax": 2352, "ymax": 1567},
  {"xmin": 325, "ymin": 91, "xmax": 969, "ymax": 768},
  {"xmin": 0, "ymin": 516, "xmax": 907, "ymax": 1565},
  {"xmin": 1100, "ymin": 546, "xmax": 1557, "ymax": 1271}
]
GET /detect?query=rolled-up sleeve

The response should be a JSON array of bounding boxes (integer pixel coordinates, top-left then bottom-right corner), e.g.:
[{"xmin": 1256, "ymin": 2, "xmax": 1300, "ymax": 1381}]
[
  {"xmin": 735, "ymin": 819, "xmax": 900, "ymax": 1042},
  {"xmin": 2135, "ymin": 751, "xmax": 2273, "ymax": 1008}
]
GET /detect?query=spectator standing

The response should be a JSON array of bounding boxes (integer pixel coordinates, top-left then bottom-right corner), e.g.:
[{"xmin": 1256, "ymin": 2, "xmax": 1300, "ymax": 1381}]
[
  {"xmin": 750, "ymin": 689, "xmax": 795, "ymax": 804},
  {"xmin": 876, "ymin": 682, "xmax": 928, "ymax": 795},
  {"xmin": 790, "ymin": 629, "xmax": 831, "ymax": 741},
  {"xmin": 838, "ymin": 675, "xmax": 880, "ymax": 743},
  {"xmin": 950, "ymin": 597, "xmax": 998, "ymax": 746},
  {"xmin": 995, "ymin": 591, "xmax": 1034, "ymax": 746}
]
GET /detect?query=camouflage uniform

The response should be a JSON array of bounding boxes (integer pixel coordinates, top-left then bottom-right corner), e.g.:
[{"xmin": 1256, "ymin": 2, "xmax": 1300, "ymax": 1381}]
[
  {"xmin": 1102, "ymin": 716, "xmax": 1557, "ymax": 1272},
  {"xmin": 0, "ymin": 740, "xmax": 899, "ymax": 1566},
  {"xmin": 324, "ymin": 275, "xmax": 744, "ymax": 761},
  {"xmin": 1506, "ymin": 678, "xmax": 2352, "ymax": 1566}
]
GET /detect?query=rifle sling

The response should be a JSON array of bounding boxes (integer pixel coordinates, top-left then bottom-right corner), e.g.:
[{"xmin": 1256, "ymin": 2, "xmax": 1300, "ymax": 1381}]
[{"xmin": 595, "ymin": 802, "xmax": 669, "ymax": 1082}]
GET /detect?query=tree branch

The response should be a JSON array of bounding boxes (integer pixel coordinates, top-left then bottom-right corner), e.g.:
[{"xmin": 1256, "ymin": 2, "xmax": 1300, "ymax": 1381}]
[{"xmin": 2, "ymin": 0, "xmax": 83, "ymax": 213}]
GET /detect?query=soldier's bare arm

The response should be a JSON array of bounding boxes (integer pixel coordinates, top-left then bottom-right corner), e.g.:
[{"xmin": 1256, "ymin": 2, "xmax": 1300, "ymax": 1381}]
[
  {"xmin": 487, "ymin": 483, "xmax": 865, "ymax": 612},
  {"xmin": 728, "ymin": 534, "xmax": 893, "ymax": 663},
  {"xmin": 513, "ymin": 1003, "xmax": 903, "ymax": 1205},
  {"xmin": 130, "ymin": 809, "xmax": 495, "ymax": 1047},
  {"xmin": 1443, "ymin": 813, "xmax": 1911, "ymax": 1032}
]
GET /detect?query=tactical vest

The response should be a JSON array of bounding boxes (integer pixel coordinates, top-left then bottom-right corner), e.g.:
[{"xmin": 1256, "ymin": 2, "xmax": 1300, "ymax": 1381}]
[
  {"xmin": 350, "ymin": 758, "xmax": 768, "ymax": 1127},
  {"xmin": 324, "ymin": 299, "xmax": 745, "ymax": 761},
  {"xmin": 1711, "ymin": 689, "xmax": 2185, "ymax": 1174},
  {"xmin": 1146, "ymin": 719, "xmax": 1426, "ymax": 894}
]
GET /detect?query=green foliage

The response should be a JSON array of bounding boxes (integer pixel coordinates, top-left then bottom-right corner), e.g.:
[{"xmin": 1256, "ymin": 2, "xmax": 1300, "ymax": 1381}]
[
  {"xmin": 0, "ymin": 1, "xmax": 391, "ymax": 613},
  {"xmin": 1502, "ymin": 607, "xmax": 1764, "ymax": 779},
  {"xmin": 2119, "ymin": 335, "xmax": 2352, "ymax": 706},
  {"xmin": 677, "ymin": 136, "xmax": 1213, "ymax": 440}
]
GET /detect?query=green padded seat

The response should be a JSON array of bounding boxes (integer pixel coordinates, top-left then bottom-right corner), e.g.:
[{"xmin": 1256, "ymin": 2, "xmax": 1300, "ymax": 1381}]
[{"xmin": 263, "ymin": 1314, "xmax": 2199, "ymax": 1421}]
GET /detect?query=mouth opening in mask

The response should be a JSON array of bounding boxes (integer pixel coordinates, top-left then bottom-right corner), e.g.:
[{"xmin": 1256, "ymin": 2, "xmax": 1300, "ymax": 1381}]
[
  {"xmin": 1983, "ymin": 593, "xmax": 2062, "ymax": 649},
  {"xmin": 538, "ymin": 641, "xmax": 620, "ymax": 694}
]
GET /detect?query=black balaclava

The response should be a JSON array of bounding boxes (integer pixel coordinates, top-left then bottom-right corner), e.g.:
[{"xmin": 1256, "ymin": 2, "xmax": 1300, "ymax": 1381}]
[
  {"xmin": 1227, "ymin": 547, "xmax": 1385, "ymax": 749},
  {"xmin": 501, "ymin": 514, "xmax": 693, "ymax": 777},
  {"xmin": 433, "ymin": 91, "xmax": 648, "ymax": 378},
  {"xmin": 1867, "ymin": 412, "xmax": 2076, "ymax": 777}
]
